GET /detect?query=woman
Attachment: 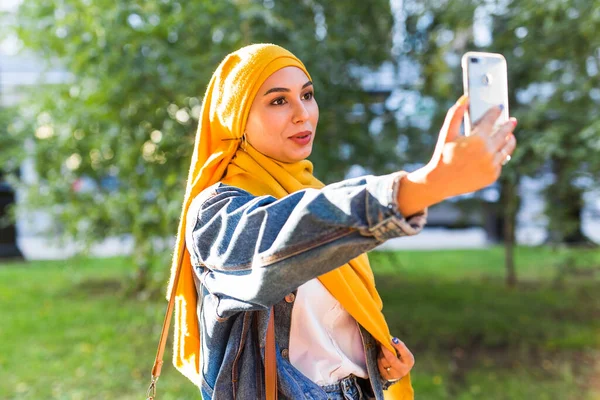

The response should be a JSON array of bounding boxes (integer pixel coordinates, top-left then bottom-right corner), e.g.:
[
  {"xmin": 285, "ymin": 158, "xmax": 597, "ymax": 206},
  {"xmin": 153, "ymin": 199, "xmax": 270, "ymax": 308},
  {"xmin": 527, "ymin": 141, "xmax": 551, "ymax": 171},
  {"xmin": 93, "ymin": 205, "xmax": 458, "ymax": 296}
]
[{"xmin": 166, "ymin": 44, "xmax": 516, "ymax": 400}]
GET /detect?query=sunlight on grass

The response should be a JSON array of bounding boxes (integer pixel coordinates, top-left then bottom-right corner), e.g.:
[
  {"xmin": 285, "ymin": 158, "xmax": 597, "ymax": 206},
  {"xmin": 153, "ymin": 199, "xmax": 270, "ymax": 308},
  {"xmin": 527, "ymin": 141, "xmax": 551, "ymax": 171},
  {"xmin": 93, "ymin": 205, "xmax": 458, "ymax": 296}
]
[{"xmin": 1, "ymin": 247, "xmax": 599, "ymax": 399}]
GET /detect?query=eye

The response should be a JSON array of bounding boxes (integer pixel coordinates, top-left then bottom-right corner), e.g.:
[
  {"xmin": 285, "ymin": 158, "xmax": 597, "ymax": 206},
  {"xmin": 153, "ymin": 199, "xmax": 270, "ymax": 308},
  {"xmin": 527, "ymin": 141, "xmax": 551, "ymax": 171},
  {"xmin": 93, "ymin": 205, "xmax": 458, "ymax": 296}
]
[
  {"xmin": 303, "ymin": 91, "xmax": 314, "ymax": 101},
  {"xmin": 271, "ymin": 97, "xmax": 287, "ymax": 106}
]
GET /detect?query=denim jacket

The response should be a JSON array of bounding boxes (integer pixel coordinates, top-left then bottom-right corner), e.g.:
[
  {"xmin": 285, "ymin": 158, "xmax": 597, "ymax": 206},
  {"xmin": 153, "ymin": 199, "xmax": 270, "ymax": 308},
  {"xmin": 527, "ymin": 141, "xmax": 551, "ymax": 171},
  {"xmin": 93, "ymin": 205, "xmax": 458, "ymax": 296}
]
[{"xmin": 185, "ymin": 172, "xmax": 427, "ymax": 399}]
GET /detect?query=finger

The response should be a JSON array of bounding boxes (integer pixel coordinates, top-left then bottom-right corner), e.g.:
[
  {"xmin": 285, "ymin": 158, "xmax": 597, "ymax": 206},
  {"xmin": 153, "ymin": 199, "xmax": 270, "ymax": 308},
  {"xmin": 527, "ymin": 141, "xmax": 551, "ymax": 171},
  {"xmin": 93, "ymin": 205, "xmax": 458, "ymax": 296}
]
[
  {"xmin": 381, "ymin": 344, "xmax": 411, "ymax": 380},
  {"xmin": 390, "ymin": 338, "xmax": 415, "ymax": 368},
  {"xmin": 381, "ymin": 344, "xmax": 407, "ymax": 376},
  {"xmin": 379, "ymin": 346, "xmax": 400, "ymax": 379},
  {"xmin": 381, "ymin": 345, "xmax": 401, "ymax": 368},
  {"xmin": 435, "ymin": 96, "xmax": 469, "ymax": 152},
  {"xmin": 377, "ymin": 349, "xmax": 387, "ymax": 368},
  {"xmin": 377, "ymin": 348, "xmax": 389, "ymax": 368},
  {"xmin": 493, "ymin": 133, "xmax": 517, "ymax": 166},
  {"xmin": 444, "ymin": 96, "xmax": 469, "ymax": 144},
  {"xmin": 490, "ymin": 118, "xmax": 517, "ymax": 152},
  {"xmin": 379, "ymin": 349, "xmax": 403, "ymax": 380},
  {"xmin": 378, "ymin": 362, "xmax": 392, "ymax": 379},
  {"xmin": 473, "ymin": 105, "xmax": 503, "ymax": 136},
  {"xmin": 377, "ymin": 348, "xmax": 394, "ymax": 377}
]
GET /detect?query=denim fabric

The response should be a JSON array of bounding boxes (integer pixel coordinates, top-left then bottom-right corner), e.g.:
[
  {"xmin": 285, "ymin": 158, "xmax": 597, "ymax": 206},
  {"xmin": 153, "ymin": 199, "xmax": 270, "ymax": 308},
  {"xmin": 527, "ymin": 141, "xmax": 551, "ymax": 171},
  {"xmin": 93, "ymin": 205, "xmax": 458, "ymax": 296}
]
[
  {"xmin": 319, "ymin": 375, "xmax": 367, "ymax": 400},
  {"xmin": 185, "ymin": 172, "xmax": 427, "ymax": 399}
]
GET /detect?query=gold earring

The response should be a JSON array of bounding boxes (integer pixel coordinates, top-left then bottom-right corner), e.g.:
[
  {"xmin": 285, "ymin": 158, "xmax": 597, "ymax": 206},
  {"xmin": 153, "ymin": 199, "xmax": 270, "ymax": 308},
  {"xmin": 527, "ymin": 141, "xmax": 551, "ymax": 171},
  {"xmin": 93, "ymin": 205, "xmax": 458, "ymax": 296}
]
[{"xmin": 241, "ymin": 132, "xmax": 248, "ymax": 152}]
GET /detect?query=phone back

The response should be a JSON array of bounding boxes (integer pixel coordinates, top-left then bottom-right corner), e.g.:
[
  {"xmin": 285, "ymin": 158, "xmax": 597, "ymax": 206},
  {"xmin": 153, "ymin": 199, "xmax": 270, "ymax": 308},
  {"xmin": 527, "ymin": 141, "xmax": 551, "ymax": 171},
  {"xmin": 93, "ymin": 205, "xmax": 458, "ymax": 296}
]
[{"xmin": 462, "ymin": 52, "xmax": 509, "ymax": 135}]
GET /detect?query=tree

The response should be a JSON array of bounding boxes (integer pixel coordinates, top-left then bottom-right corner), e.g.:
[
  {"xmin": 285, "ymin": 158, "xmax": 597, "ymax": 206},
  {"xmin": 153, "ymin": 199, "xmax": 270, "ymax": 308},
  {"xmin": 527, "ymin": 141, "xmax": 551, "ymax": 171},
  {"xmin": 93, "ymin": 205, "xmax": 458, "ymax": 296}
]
[
  {"xmin": 9, "ymin": 0, "xmax": 396, "ymax": 290},
  {"xmin": 398, "ymin": 0, "xmax": 600, "ymax": 282}
]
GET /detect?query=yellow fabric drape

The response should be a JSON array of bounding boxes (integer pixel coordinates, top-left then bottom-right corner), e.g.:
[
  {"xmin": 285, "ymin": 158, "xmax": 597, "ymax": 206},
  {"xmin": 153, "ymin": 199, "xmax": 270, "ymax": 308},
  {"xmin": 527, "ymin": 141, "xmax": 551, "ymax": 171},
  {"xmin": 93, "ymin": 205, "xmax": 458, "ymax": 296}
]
[{"xmin": 167, "ymin": 43, "xmax": 413, "ymax": 400}]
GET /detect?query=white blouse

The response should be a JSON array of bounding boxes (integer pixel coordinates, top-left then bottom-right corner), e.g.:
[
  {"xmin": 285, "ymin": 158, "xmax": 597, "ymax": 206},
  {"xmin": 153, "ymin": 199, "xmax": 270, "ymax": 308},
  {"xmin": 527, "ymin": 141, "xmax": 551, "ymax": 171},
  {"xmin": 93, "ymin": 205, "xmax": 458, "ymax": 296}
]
[{"xmin": 288, "ymin": 278, "xmax": 369, "ymax": 386}]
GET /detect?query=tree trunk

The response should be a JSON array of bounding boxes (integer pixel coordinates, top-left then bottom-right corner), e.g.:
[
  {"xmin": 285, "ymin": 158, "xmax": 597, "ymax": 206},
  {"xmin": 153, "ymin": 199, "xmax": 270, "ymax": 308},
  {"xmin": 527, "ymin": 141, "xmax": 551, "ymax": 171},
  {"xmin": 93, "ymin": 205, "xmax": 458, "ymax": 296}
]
[
  {"xmin": 501, "ymin": 178, "xmax": 518, "ymax": 287},
  {"xmin": 131, "ymin": 225, "xmax": 154, "ymax": 293},
  {"xmin": 546, "ymin": 156, "xmax": 595, "ymax": 247}
]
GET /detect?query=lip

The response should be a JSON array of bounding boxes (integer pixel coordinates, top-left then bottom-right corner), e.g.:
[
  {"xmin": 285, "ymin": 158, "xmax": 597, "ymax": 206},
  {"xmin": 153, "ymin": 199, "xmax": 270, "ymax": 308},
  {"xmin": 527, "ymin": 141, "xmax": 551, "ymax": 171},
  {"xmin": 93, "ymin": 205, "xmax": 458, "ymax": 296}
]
[
  {"xmin": 290, "ymin": 130, "xmax": 312, "ymax": 139},
  {"xmin": 289, "ymin": 131, "xmax": 312, "ymax": 146}
]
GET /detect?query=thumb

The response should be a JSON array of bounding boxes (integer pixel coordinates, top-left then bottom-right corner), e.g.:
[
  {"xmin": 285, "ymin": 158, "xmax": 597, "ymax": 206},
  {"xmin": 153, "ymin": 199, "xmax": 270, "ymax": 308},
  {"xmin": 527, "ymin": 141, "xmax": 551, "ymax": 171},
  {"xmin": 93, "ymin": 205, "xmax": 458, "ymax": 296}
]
[
  {"xmin": 391, "ymin": 337, "xmax": 415, "ymax": 367},
  {"xmin": 438, "ymin": 96, "xmax": 468, "ymax": 146}
]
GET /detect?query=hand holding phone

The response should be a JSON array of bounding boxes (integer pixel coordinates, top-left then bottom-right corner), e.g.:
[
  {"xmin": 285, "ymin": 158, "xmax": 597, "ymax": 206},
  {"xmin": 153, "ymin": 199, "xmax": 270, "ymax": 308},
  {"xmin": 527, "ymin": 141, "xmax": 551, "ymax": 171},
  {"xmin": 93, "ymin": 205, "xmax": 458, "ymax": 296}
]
[
  {"xmin": 395, "ymin": 53, "xmax": 516, "ymax": 216},
  {"xmin": 395, "ymin": 92, "xmax": 517, "ymax": 217},
  {"xmin": 462, "ymin": 52, "xmax": 509, "ymax": 136}
]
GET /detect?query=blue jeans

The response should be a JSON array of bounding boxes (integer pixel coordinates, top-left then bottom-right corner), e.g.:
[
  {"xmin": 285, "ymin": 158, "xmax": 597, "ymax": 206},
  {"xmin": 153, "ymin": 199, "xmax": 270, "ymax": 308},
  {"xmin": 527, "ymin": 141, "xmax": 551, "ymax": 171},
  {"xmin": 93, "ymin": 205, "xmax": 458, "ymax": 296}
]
[{"xmin": 319, "ymin": 375, "xmax": 367, "ymax": 400}]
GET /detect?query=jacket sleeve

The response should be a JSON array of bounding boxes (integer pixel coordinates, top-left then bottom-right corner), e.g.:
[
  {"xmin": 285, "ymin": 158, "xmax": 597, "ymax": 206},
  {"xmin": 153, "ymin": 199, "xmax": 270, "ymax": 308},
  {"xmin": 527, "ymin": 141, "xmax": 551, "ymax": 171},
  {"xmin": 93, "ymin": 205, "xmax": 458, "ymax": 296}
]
[{"xmin": 185, "ymin": 172, "xmax": 427, "ymax": 318}]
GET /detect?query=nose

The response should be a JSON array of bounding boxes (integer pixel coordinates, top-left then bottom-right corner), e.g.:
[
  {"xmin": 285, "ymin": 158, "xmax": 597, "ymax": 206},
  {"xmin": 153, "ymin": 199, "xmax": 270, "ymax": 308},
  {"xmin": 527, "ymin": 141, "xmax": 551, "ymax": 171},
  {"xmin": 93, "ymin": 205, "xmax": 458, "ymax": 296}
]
[{"xmin": 292, "ymin": 100, "xmax": 310, "ymax": 124}]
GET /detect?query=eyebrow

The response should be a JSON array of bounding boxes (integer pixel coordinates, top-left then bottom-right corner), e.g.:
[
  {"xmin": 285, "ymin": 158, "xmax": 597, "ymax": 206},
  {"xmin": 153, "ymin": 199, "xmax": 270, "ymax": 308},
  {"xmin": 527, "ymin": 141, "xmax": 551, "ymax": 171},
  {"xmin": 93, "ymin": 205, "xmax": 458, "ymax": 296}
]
[{"xmin": 263, "ymin": 81, "xmax": 313, "ymax": 96}]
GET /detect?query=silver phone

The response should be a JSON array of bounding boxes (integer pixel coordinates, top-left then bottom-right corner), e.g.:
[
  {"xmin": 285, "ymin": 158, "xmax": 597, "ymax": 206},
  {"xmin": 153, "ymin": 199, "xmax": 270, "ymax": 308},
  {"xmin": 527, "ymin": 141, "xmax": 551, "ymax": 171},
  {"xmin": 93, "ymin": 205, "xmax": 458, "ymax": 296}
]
[{"xmin": 461, "ymin": 52, "xmax": 509, "ymax": 136}]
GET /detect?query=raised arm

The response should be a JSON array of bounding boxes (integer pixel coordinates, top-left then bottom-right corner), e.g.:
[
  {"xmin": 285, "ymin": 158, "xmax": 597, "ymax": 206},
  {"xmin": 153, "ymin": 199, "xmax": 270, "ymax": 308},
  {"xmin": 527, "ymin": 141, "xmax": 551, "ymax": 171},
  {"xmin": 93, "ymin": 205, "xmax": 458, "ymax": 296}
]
[{"xmin": 186, "ymin": 173, "xmax": 426, "ymax": 318}]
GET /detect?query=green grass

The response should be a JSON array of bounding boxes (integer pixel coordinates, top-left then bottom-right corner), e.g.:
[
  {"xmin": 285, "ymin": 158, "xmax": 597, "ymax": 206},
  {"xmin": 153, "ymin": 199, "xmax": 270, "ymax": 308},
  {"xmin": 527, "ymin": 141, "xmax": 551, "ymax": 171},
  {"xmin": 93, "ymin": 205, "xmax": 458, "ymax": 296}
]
[
  {"xmin": 1, "ymin": 247, "xmax": 599, "ymax": 399},
  {"xmin": 369, "ymin": 246, "xmax": 600, "ymax": 281},
  {"xmin": 0, "ymin": 257, "xmax": 198, "ymax": 400}
]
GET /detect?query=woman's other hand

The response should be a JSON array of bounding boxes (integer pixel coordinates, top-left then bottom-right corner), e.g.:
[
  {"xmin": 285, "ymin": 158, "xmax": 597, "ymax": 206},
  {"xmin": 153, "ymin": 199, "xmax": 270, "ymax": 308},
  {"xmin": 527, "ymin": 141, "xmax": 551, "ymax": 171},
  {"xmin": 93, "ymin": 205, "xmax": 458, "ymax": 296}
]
[
  {"xmin": 377, "ymin": 337, "xmax": 415, "ymax": 382},
  {"xmin": 397, "ymin": 96, "xmax": 517, "ymax": 216}
]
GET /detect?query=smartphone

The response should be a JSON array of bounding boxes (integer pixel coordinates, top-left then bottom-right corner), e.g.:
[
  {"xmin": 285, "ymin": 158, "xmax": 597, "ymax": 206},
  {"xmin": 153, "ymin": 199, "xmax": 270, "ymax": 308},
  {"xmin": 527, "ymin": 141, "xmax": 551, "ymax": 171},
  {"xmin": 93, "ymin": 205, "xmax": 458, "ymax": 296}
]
[{"xmin": 461, "ymin": 52, "xmax": 509, "ymax": 136}]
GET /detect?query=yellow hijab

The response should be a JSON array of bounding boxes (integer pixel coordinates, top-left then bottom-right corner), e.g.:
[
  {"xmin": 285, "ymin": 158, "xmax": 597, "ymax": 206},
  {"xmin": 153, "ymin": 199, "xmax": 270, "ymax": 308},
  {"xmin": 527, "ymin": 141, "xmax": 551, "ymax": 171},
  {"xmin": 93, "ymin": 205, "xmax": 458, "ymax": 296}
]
[{"xmin": 167, "ymin": 43, "xmax": 413, "ymax": 399}]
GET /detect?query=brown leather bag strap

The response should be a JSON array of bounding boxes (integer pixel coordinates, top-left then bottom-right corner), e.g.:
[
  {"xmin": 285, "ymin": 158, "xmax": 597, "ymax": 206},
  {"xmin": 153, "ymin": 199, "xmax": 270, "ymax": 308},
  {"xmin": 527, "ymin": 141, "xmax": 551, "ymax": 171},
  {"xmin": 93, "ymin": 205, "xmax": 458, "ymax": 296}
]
[
  {"xmin": 265, "ymin": 306, "xmax": 278, "ymax": 400},
  {"xmin": 146, "ymin": 250, "xmax": 185, "ymax": 400},
  {"xmin": 146, "ymin": 248, "xmax": 278, "ymax": 400}
]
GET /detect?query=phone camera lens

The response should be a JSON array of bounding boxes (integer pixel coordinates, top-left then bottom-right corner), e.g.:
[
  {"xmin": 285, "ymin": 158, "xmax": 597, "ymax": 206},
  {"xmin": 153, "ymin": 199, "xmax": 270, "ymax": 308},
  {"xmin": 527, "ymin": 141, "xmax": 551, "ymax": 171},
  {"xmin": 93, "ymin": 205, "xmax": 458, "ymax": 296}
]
[{"xmin": 471, "ymin": 58, "xmax": 479, "ymax": 64}]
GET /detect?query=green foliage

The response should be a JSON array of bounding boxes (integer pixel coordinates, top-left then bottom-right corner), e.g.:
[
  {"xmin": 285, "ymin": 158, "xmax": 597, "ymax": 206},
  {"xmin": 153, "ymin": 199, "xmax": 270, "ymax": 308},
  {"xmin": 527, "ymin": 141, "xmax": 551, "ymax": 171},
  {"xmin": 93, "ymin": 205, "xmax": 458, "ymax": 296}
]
[
  {"xmin": 1, "ymin": 248, "xmax": 599, "ymax": 399},
  {"xmin": 401, "ymin": 0, "xmax": 600, "ymax": 244},
  {"xmin": 0, "ymin": 106, "xmax": 23, "ymax": 174},
  {"xmin": 9, "ymin": 0, "xmax": 396, "ymax": 284}
]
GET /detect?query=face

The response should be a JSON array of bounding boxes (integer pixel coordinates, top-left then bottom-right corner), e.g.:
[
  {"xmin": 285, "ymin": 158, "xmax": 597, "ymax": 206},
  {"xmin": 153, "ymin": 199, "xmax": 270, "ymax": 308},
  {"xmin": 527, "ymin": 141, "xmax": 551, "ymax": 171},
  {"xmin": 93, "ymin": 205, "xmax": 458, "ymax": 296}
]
[{"xmin": 245, "ymin": 66, "xmax": 319, "ymax": 163}]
